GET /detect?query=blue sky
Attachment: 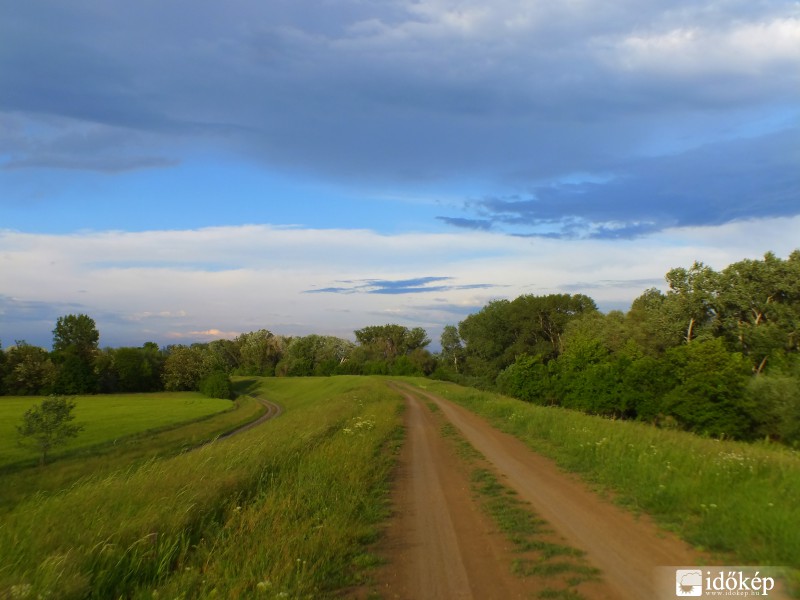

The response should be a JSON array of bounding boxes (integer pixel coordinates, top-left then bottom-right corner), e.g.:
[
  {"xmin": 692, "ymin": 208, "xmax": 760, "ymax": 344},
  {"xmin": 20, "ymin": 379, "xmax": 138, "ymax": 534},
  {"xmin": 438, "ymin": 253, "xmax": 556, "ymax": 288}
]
[{"xmin": 1, "ymin": 0, "xmax": 799, "ymax": 349}]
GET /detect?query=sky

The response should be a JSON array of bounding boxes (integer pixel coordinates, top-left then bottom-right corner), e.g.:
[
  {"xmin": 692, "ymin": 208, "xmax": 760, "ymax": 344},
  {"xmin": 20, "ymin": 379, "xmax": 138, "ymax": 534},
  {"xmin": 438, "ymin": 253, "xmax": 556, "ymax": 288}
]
[{"xmin": 1, "ymin": 0, "xmax": 799, "ymax": 350}]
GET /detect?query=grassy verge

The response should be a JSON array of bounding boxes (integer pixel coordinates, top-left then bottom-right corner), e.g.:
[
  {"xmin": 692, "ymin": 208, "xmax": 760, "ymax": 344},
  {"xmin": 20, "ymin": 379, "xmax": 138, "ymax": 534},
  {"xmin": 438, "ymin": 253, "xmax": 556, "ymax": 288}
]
[
  {"xmin": 403, "ymin": 378, "xmax": 800, "ymax": 591},
  {"xmin": 0, "ymin": 376, "xmax": 403, "ymax": 600}
]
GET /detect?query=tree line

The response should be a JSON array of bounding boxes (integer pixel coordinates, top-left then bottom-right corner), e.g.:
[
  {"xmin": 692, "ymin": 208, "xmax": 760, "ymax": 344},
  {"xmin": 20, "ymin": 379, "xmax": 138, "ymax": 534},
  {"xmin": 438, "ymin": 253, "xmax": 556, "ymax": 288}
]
[
  {"xmin": 3, "ymin": 250, "xmax": 798, "ymax": 444},
  {"xmin": 436, "ymin": 251, "xmax": 800, "ymax": 445},
  {"xmin": 0, "ymin": 320, "xmax": 435, "ymax": 399}
]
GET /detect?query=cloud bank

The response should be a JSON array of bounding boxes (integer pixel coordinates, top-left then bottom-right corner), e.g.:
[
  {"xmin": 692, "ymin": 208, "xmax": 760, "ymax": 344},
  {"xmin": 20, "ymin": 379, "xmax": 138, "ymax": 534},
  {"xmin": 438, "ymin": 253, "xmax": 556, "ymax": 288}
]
[{"xmin": 2, "ymin": 218, "xmax": 798, "ymax": 349}]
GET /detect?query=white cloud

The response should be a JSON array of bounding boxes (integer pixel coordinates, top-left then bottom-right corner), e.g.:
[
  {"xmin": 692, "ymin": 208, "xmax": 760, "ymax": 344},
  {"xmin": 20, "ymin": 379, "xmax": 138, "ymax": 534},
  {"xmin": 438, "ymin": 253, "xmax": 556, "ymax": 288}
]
[
  {"xmin": 2, "ymin": 217, "xmax": 798, "ymax": 347},
  {"xmin": 604, "ymin": 17, "xmax": 800, "ymax": 76}
]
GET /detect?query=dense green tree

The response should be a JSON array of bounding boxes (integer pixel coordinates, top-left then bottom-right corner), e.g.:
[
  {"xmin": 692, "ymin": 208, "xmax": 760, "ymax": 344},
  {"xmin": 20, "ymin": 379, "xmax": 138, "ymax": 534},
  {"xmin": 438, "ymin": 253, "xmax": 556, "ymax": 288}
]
[
  {"xmin": 458, "ymin": 294, "xmax": 597, "ymax": 381},
  {"xmin": 664, "ymin": 262, "xmax": 722, "ymax": 343},
  {"xmin": 496, "ymin": 354, "xmax": 553, "ymax": 404},
  {"xmin": 52, "ymin": 314, "xmax": 100, "ymax": 394},
  {"xmin": 108, "ymin": 345, "xmax": 163, "ymax": 392},
  {"xmin": 717, "ymin": 251, "xmax": 800, "ymax": 372},
  {"xmin": 162, "ymin": 345, "xmax": 215, "ymax": 391},
  {"xmin": 458, "ymin": 300, "xmax": 514, "ymax": 377},
  {"xmin": 233, "ymin": 330, "xmax": 285, "ymax": 376},
  {"xmin": 3, "ymin": 342, "xmax": 57, "ymax": 395},
  {"xmin": 661, "ymin": 338, "xmax": 753, "ymax": 438},
  {"xmin": 53, "ymin": 353, "xmax": 97, "ymax": 395},
  {"xmin": 354, "ymin": 324, "xmax": 431, "ymax": 361},
  {"xmin": 17, "ymin": 395, "xmax": 83, "ymax": 465},
  {"xmin": 52, "ymin": 314, "xmax": 100, "ymax": 358},
  {"xmin": 276, "ymin": 334, "xmax": 354, "ymax": 376},
  {"xmin": 199, "ymin": 371, "xmax": 234, "ymax": 399},
  {"xmin": 626, "ymin": 288, "xmax": 683, "ymax": 355}
]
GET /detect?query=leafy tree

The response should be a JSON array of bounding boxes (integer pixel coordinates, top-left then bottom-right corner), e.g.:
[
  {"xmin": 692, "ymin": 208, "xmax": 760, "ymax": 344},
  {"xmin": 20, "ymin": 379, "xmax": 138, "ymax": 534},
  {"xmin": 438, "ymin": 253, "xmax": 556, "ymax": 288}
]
[
  {"xmin": 354, "ymin": 324, "xmax": 431, "ymax": 361},
  {"xmin": 458, "ymin": 294, "xmax": 597, "ymax": 381},
  {"xmin": 17, "ymin": 395, "xmax": 83, "ymax": 465},
  {"xmin": 52, "ymin": 314, "xmax": 100, "ymax": 394},
  {"xmin": 233, "ymin": 329, "xmax": 286, "ymax": 375},
  {"xmin": 747, "ymin": 373, "xmax": 800, "ymax": 445},
  {"xmin": 439, "ymin": 325, "xmax": 465, "ymax": 374},
  {"xmin": 717, "ymin": 251, "xmax": 800, "ymax": 372},
  {"xmin": 110, "ymin": 345, "xmax": 164, "ymax": 392},
  {"xmin": 3, "ymin": 342, "xmax": 57, "ymax": 395},
  {"xmin": 276, "ymin": 334, "xmax": 354, "ymax": 376},
  {"xmin": 162, "ymin": 345, "xmax": 214, "ymax": 391},
  {"xmin": 496, "ymin": 354, "xmax": 553, "ymax": 404},
  {"xmin": 664, "ymin": 262, "xmax": 722, "ymax": 343},
  {"xmin": 662, "ymin": 338, "xmax": 753, "ymax": 438},
  {"xmin": 199, "ymin": 371, "xmax": 234, "ymax": 399},
  {"xmin": 53, "ymin": 353, "xmax": 97, "ymax": 395},
  {"xmin": 52, "ymin": 314, "xmax": 100, "ymax": 358}
]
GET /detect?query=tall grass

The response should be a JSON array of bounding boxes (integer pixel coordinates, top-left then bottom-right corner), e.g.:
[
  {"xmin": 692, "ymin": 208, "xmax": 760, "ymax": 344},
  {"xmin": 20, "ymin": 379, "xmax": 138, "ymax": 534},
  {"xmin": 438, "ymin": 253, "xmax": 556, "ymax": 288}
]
[
  {"xmin": 407, "ymin": 379, "xmax": 800, "ymax": 576},
  {"xmin": 0, "ymin": 376, "xmax": 402, "ymax": 599}
]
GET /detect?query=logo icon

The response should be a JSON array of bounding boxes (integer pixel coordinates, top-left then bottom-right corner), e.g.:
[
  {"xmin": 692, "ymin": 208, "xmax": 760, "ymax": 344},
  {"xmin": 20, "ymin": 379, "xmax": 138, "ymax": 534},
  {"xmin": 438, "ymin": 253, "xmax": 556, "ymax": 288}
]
[{"xmin": 676, "ymin": 569, "xmax": 703, "ymax": 596}]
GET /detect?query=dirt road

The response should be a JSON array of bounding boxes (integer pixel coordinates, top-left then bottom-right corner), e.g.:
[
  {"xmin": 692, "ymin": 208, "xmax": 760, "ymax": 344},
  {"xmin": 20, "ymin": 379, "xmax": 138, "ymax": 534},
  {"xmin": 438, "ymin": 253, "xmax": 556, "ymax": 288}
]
[{"xmin": 368, "ymin": 383, "xmax": 713, "ymax": 600}]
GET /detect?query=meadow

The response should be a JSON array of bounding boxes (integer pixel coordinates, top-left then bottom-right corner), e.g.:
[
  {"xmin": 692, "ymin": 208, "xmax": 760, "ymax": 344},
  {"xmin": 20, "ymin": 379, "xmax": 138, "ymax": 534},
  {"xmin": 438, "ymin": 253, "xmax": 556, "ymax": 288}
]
[
  {"xmin": 0, "ymin": 392, "xmax": 234, "ymax": 468},
  {"xmin": 408, "ymin": 378, "xmax": 800, "ymax": 590},
  {"xmin": 0, "ymin": 376, "xmax": 403, "ymax": 599}
]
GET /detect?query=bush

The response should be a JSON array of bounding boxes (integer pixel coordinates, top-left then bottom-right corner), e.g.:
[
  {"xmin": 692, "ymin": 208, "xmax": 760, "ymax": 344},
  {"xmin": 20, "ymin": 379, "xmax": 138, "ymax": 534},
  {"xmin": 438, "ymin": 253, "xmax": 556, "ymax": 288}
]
[{"xmin": 199, "ymin": 371, "xmax": 233, "ymax": 400}]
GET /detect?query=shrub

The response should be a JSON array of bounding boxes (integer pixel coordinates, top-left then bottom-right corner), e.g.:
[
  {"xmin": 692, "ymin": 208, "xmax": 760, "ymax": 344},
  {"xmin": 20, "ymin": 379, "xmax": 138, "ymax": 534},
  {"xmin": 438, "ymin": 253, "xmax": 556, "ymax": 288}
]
[{"xmin": 199, "ymin": 371, "xmax": 233, "ymax": 400}]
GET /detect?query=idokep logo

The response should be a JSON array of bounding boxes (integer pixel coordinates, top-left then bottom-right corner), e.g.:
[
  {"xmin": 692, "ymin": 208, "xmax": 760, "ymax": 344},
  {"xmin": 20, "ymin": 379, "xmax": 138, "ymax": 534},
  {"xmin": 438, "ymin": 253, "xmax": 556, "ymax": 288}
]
[
  {"xmin": 676, "ymin": 569, "xmax": 703, "ymax": 596},
  {"xmin": 668, "ymin": 567, "xmax": 778, "ymax": 598}
]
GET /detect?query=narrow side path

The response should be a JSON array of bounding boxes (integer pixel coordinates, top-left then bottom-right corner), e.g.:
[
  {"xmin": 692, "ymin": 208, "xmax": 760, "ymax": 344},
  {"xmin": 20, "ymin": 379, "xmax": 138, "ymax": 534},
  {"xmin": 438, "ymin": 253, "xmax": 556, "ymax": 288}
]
[{"xmin": 216, "ymin": 395, "xmax": 282, "ymax": 440}]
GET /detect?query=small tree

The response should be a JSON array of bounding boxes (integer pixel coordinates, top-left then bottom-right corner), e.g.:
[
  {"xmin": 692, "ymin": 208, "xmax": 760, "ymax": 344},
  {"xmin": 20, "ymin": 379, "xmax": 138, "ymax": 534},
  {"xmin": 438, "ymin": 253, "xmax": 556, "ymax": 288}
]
[{"xmin": 17, "ymin": 395, "xmax": 83, "ymax": 465}]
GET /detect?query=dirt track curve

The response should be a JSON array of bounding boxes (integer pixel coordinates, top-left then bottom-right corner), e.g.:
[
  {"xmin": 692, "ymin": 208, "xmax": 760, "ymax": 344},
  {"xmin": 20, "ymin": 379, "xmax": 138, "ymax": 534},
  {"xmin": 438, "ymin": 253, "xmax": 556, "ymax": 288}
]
[
  {"xmin": 216, "ymin": 395, "xmax": 282, "ymax": 440},
  {"xmin": 368, "ymin": 383, "xmax": 726, "ymax": 600}
]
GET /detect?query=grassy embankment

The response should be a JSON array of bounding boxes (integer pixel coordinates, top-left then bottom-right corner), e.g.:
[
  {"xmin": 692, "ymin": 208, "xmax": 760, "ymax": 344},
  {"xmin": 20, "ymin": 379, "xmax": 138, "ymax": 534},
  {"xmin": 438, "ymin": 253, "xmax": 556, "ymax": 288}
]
[
  {"xmin": 0, "ymin": 376, "xmax": 403, "ymax": 599},
  {"xmin": 403, "ymin": 378, "xmax": 800, "ymax": 592},
  {"xmin": 0, "ymin": 386, "xmax": 267, "ymax": 512}
]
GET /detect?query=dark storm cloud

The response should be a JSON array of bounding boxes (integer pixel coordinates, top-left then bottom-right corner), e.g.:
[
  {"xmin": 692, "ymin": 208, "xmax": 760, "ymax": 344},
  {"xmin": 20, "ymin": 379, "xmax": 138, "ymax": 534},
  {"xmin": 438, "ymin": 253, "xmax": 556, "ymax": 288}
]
[
  {"xmin": 445, "ymin": 128, "xmax": 800, "ymax": 238},
  {"xmin": 1, "ymin": 0, "xmax": 798, "ymax": 226}
]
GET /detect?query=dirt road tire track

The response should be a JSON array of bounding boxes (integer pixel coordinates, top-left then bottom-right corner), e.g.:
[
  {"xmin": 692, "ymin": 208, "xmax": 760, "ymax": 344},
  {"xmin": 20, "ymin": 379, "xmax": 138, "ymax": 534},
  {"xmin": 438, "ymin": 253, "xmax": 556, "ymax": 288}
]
[
  {"xmin": 400, "ymin": 383, "xmax": 709, "ymax": 600},
  {"xmin": 371, "ymin": 387, "xmax": 543, "ymax": 599},
  {"xmin": 216, "ymin": 395, "xmax": 282, "ymax": 440}
]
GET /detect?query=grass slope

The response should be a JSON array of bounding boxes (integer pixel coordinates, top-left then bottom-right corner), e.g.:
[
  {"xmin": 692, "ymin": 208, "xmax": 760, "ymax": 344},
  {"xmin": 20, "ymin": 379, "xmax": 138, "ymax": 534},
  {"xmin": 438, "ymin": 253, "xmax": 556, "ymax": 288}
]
[{"xmin": 0, "ymin": 376, "xmax": 403, "ymax": 600}]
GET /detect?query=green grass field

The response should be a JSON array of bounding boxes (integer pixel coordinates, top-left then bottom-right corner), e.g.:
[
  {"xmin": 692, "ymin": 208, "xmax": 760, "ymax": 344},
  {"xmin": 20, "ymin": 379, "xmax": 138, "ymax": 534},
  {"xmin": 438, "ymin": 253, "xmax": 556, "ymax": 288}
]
[
  {"xmin": 0, "ymin": 376, "xmax": 403, "ymax": 599},
  {"xmin": 404, "ymin": 378, "xmax": 800, "ymax": 592},
  {"xmin": 4, "ymin": 376, "xmax": 796, "ymax": 599},
  {"xmin": 0, "ymin": 393, "xmax": 233, "ymax": 468}
]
